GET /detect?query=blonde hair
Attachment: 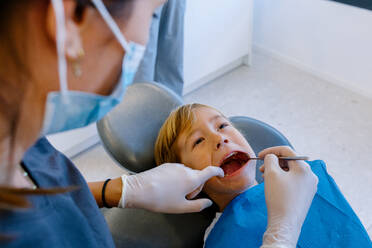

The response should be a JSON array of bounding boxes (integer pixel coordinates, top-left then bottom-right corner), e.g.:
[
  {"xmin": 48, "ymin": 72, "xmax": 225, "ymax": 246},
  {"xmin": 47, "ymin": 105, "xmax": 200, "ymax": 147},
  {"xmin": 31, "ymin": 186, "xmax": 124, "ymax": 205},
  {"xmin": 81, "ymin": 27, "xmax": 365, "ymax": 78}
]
[{"xmin": 154, "ymin": 103, "xmax": 225, "ymax": 166}]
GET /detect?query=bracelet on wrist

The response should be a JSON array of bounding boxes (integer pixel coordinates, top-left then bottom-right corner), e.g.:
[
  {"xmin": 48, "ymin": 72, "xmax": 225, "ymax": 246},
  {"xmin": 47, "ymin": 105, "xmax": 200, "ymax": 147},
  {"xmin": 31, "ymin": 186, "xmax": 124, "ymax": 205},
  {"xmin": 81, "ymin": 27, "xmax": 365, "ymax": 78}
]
[{"xmin": 102, "ymin": 178, "xmax": 112, "ymax": 208}]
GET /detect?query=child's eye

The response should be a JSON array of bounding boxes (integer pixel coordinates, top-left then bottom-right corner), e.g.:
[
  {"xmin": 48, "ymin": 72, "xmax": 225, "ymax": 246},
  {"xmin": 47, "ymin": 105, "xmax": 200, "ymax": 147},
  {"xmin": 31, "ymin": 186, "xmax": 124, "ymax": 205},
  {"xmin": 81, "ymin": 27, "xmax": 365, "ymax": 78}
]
[
  {"xmin": 219, "ymin": 123, "xmax": 229, "ymax": 129},
  {"xmin": 193, "ymin": 137, "xmax": 204, "ymax": 147}
]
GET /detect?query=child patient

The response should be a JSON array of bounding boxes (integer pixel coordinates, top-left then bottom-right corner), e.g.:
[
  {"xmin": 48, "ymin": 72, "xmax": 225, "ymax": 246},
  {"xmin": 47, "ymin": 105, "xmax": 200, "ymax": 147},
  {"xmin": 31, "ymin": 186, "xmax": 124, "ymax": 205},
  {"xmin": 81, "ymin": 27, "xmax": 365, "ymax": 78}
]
[
  {"xmin": 154, "ymin": 103, "xmax": 371, "ymax": 248},
  {"xmin": 155, "ymin": 103, "xmax": 257, "ymax": 212}
]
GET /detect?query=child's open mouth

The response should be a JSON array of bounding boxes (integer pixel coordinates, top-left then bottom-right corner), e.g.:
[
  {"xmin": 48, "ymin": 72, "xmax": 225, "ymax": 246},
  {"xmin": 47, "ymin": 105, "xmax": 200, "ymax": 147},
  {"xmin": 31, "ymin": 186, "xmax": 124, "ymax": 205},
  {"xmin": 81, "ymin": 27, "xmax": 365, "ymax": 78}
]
[{"xmin": 220, "ymin": 151, "xmax": 250, "ymax": 177}]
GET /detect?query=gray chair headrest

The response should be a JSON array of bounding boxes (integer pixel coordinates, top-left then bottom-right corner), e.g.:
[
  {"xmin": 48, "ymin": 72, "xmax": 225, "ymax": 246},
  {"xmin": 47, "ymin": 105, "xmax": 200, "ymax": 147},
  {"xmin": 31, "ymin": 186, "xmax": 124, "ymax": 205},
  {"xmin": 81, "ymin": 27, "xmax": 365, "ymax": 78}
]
[{"xmin": 97, "ymin": 82, "xmax": 183, "ymax": 173}]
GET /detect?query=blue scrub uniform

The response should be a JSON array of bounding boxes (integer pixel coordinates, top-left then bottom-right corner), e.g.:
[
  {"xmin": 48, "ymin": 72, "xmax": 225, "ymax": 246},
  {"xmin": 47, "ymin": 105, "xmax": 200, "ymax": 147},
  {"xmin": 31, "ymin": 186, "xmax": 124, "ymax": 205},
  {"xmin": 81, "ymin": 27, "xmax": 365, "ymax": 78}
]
[
  {"xmin": 133, "ymin": 0, "xmax": 186, "ymax": 96},
  {"xmin": 205, "ymin": 160, "xmax": 372, "ymax": 248},
  {"xmin": 0, "ymin": 138, "xmax": 115, "ymax": 248}
]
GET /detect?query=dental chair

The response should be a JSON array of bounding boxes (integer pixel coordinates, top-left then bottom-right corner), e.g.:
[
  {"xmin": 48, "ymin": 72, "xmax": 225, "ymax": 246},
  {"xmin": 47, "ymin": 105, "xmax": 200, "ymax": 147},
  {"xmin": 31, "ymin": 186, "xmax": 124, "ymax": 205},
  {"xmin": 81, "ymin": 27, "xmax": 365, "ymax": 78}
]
[{"xmin": 97, "ymin": 82, "xmax": 292, "ymax": 248}]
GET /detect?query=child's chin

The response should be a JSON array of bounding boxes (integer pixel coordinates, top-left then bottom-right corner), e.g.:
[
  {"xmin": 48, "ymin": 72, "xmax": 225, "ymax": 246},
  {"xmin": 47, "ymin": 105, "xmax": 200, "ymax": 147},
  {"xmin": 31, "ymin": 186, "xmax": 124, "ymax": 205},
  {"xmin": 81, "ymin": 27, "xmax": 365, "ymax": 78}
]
[
  {"xmin": 224, "ymin": 176, "xmax": 257, "ymax": 193},
  {"xmin": 235, "ymin": 171, "xmax": 258, "ymax": 190}
]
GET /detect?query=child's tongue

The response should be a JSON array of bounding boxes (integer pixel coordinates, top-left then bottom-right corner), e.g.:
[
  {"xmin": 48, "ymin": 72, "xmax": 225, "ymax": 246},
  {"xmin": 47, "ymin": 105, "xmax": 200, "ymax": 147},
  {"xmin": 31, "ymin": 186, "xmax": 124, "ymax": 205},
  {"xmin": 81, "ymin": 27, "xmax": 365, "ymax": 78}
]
[{"xmin": 221, "ymin": 161, "xmax": 242, "ymax": 176}]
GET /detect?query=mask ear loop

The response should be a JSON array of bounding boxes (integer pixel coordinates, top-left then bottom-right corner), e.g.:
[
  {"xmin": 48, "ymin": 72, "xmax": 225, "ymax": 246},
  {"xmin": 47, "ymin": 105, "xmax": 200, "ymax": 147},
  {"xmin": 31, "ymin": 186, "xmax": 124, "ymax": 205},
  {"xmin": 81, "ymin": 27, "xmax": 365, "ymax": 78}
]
[
  {"xmin": 51, "ymin": 0, "xmax": 68, "ymax": 99},
  {"xmin": 51, "ymin": 0, "xmax": 130, "ymax": 97},
  {"xmin": 91, "ymin": 0, "xmax": 131, "ymax": 52}
]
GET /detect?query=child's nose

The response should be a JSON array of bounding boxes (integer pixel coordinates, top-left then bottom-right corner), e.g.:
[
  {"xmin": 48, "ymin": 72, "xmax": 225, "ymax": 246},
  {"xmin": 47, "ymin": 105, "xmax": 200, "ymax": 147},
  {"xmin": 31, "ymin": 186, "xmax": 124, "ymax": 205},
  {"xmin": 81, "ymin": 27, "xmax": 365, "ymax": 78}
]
[{"xmin": 216, "ymin": 139, "xmax": 229, "ymax": 149}]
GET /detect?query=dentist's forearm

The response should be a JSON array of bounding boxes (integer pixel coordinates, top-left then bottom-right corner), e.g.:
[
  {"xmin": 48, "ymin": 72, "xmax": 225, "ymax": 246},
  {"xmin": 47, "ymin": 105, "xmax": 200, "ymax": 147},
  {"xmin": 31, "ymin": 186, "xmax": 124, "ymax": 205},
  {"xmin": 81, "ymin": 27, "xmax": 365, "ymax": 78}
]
[{"xmin": 88, "ymin": 177, "xmax": 122, "ymax": 208}]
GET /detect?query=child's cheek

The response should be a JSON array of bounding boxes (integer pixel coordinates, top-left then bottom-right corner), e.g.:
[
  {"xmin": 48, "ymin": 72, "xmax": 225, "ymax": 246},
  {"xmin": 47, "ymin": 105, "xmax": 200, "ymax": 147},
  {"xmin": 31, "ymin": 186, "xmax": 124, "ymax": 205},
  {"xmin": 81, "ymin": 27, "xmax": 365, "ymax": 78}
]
[
  {"xmin": 191, "ymin": 155, "xmax": 210, "ymax": 170},
  {"xmin": 204, "ymin": 177, "xmax": 222, "ymax": 191}
]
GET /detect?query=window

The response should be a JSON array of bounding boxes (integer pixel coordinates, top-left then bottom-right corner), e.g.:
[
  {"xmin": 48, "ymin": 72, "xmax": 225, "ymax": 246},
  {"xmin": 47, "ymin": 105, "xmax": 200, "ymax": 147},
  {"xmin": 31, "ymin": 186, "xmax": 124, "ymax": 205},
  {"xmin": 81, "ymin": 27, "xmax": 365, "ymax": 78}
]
[{"xmin": 330, "ymin": 0, "xmax": 372, "ymax": 11}]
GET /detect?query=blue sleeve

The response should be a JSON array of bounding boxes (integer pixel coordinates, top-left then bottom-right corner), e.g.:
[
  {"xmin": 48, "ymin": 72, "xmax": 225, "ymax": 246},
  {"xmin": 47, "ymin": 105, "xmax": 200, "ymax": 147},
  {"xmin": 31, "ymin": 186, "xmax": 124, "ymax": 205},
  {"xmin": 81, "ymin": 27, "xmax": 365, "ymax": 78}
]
[
  {"xmin": 133, "ymin": 0, "xmax": 185, "ymax": 96},
  {"xmin": 307, "ymin": 160, "xmax": 365, "ymax": 221},
  {"xmin": 298, "ymin": 160, "xmax": 372, "ymax": 247},
  {"xmin": 154, "ymin": 0, "xmax": 185, "ymax": 96}
]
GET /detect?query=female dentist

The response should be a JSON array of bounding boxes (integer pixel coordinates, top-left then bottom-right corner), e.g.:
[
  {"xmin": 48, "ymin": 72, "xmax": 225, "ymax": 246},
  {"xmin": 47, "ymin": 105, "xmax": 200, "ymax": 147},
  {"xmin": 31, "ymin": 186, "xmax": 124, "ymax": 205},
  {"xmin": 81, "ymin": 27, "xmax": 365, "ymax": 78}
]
[{"xmin": 0, "ymin": 0, "xmax": 318, "ymax": 247}]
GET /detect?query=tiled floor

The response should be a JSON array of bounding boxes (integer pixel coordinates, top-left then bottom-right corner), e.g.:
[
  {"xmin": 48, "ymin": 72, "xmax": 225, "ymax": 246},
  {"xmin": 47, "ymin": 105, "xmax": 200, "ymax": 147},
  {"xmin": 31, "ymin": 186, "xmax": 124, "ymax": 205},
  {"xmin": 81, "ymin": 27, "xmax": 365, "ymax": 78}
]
[{"xmin": 73, "ymin": 49, "xmax": 372, "ymax": 237}]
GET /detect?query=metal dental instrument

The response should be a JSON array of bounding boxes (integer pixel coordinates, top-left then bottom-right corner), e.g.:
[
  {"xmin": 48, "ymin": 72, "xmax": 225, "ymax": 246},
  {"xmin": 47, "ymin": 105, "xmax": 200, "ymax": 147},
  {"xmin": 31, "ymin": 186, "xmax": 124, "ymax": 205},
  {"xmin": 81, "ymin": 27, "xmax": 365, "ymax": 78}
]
[{"xmin": 249, "ymin": 156, "xmax": 310, "ymax": 161}]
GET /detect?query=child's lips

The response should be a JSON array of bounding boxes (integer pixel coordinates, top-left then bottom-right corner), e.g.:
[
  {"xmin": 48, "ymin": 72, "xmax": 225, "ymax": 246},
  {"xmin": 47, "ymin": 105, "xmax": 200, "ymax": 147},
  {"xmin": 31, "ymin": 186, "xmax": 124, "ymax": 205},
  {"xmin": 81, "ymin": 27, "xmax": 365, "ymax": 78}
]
[
  {"xmin": 218, "ymin": 151, "xmax": 251, "ymax": 177},
  {"xmin": 218, "ymin": 151, "xmax": 250, "ymax": 167}
]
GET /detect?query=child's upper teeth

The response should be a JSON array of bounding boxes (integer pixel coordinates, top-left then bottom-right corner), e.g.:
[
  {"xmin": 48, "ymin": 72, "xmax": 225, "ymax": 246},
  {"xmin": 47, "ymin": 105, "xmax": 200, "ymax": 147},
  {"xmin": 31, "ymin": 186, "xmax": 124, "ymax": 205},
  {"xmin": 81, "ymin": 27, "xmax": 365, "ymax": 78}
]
[{"xmin": 226, "ymin": 152, "xmax": 237, "ymax": 160}]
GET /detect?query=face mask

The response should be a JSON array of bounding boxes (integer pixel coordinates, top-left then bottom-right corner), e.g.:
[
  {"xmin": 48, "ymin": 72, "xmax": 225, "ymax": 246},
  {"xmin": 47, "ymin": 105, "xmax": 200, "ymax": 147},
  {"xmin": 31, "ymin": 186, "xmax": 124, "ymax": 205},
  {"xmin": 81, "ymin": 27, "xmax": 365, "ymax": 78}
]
[{"xmin": 42, "ymin": 0, "xmax": 145, "ymax": 135}]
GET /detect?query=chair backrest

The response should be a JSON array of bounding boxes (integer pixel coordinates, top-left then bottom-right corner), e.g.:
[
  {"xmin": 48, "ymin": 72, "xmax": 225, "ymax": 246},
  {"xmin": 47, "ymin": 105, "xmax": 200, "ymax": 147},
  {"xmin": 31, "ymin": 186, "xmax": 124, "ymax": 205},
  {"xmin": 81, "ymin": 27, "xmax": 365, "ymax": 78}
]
[
  {"xmin": 97, "ymin": 82, "xmax": 183, "ymax": 173},
  {"xmin": 97, "ymin": 82, "xmax": 292, "ymax": 247}
]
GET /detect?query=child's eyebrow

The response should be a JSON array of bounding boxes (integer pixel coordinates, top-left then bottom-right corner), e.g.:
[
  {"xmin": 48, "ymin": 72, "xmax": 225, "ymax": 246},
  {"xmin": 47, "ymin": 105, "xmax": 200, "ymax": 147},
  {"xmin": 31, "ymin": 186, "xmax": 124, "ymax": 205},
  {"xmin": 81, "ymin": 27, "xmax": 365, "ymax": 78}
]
[{"xmin": 209, "ymin": 114, "xmax": 224, "ymax": 122}]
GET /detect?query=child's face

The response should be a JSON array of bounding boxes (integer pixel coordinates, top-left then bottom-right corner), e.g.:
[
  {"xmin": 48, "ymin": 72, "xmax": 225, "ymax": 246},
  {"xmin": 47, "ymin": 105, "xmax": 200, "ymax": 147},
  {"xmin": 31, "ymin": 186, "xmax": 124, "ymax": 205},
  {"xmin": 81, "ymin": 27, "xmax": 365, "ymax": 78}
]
[{"xmin": 175, "ymin": 107, "xmax": 257, "ymax": 196}]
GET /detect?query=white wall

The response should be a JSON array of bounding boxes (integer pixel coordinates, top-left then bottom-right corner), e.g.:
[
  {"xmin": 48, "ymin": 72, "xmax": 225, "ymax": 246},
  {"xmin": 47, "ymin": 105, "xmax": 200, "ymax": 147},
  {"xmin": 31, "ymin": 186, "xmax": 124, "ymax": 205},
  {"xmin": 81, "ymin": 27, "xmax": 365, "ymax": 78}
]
[
  {"xmin": 183, "ymin": 0, "xmax": 253, "ymax": 93},
  {"xmin": 47, "ymin": 124, "xmax": 100, "ymax": 158},
  {"xmin": 253, "ymin": 0, "xmax": 372, "ymax": 99}
]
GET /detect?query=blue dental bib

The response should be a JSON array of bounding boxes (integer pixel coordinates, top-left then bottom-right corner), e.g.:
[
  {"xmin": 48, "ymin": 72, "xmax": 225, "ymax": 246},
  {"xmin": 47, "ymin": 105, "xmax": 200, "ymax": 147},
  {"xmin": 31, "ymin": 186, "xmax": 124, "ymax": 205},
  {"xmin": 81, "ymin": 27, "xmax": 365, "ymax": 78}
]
[{"xmin": 205, "ymin": 160, "xmax": 371, "ymax": 248}]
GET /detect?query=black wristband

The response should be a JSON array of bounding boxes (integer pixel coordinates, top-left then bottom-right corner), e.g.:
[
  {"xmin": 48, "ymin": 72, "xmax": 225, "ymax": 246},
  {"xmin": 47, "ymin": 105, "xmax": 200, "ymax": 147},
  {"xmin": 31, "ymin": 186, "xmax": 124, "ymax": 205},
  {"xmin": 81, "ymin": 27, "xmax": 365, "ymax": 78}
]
[{"xmin": 102, "ymin": 178, "xmax": 112, "ymax": 208}]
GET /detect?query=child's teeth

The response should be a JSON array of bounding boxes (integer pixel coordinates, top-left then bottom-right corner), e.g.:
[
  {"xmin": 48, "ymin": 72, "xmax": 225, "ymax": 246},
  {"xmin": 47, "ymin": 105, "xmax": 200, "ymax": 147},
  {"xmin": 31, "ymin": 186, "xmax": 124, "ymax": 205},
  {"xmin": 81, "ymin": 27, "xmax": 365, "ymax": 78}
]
[{"xmin": 226, "ymin": 152, "xmax": 236, "ymax": 159}]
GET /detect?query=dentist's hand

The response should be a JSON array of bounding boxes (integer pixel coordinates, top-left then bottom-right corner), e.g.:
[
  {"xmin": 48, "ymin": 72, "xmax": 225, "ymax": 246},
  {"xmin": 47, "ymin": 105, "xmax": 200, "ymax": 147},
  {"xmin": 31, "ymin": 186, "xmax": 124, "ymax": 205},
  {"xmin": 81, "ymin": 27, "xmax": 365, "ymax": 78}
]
[
  {"xmin": 118, "ymin": 163, "xmax": 224, "ymax": 213},
  {"xmin": 258, "ymin": 146, "xmax": 318, "ymax": 248}
]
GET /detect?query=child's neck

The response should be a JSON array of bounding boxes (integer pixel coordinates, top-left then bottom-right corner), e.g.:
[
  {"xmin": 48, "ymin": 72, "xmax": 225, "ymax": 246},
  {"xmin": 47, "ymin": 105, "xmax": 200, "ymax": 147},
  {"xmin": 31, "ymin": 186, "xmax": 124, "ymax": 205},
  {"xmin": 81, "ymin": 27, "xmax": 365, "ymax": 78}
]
[{"xmin": 207, "ymin": 180, "xmax": 258, "ymax": 212}]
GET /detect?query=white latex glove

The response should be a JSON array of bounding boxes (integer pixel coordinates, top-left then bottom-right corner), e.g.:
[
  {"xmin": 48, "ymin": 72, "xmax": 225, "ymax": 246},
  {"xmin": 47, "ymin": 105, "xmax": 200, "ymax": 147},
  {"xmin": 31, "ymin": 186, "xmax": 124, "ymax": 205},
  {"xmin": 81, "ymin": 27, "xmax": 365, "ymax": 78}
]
[
  {"xmin": 118, "ymin": 163, "xmax": 224, "ymax": 213},
  {"xmin": 258, "ymin": 146, "xmax": 319, "ymax": 248}
]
